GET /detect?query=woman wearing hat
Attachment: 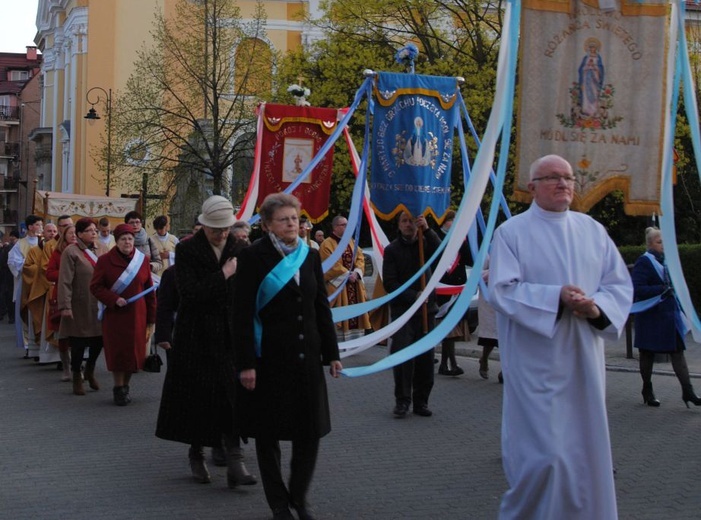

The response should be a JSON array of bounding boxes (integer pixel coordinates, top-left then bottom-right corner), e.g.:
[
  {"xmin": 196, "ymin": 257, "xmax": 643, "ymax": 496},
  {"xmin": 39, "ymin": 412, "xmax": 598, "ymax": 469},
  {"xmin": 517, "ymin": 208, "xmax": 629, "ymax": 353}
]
[
  {"xmin": 234, "ymin": 192, "xmax": 342, "ymax": 520},
  {"xmin": 156, "ymin": 195, "xmax": 256, "ymax": 487},
  {"xmin": 90, "ymin": 223, "xmax": 157, "ymax": 405}
]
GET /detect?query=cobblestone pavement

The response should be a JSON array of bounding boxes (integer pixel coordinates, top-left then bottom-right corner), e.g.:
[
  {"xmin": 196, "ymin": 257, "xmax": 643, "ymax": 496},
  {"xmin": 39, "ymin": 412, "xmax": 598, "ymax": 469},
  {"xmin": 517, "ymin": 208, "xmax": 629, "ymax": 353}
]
[{"xmin": 1, "ymin": 321, "xmax": 701, "ymax": 519}]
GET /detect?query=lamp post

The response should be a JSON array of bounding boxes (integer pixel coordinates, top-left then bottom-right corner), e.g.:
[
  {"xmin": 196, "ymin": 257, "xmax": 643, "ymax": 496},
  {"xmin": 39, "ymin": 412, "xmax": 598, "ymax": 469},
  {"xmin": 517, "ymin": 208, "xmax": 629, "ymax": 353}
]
[{"xmin": 84, "ymin": 87, "xmax": 112, "ymax": 196}]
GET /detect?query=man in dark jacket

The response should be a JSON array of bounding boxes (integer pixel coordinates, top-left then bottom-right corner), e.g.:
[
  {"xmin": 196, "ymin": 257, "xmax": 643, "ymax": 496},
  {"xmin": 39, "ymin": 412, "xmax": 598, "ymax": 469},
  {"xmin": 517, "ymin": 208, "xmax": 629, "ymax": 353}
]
[{"xmin": 383, "ymin": 212, "xmax": 441, "ymax": 418}]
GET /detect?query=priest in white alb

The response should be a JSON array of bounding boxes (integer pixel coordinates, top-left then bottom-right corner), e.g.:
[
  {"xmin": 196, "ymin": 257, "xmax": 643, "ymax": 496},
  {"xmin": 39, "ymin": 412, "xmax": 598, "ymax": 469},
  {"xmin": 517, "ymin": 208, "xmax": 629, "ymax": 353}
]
[{"xmin": 489, "ymin": 154, "xmax": 632, "ymax": 520}]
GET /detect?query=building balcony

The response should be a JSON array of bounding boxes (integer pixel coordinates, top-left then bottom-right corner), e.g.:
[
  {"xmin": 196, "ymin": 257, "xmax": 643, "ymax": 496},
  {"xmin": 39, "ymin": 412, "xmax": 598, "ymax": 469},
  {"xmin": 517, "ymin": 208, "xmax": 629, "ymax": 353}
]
[
  {"xmin": 0, "ymin": 142, "xmax": 19, "ymax": 157},
  {"xmin": 0, "ymin": 106, "xmax": 20, "ymax": 120}
]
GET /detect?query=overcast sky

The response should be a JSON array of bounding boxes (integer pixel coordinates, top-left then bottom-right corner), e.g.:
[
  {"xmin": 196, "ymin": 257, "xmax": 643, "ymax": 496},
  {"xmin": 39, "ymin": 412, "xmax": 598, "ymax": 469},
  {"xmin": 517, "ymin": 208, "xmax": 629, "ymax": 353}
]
[{"xmin": 0, "ymin": 0, "xmax": 40, "ymax": 53}]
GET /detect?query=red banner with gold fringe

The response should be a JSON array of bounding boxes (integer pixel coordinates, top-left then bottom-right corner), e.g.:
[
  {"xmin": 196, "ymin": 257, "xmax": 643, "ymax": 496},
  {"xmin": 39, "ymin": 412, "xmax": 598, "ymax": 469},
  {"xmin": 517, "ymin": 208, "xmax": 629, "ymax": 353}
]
[{"xmin": 258, "ymin": 103, "xmax": 337, "ymax": 223}]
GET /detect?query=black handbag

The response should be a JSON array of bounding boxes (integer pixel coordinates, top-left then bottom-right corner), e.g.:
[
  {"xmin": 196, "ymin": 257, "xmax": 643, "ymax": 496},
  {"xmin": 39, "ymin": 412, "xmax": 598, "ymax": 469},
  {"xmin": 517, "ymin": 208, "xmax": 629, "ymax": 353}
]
[{"xmin": 143, "ymin": 345, "xmax": 163, "ymax": 373}]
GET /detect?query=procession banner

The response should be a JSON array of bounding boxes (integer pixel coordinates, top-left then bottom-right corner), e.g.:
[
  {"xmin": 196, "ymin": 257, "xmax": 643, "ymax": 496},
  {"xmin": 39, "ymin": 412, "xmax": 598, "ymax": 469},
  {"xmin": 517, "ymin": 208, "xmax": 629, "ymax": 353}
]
[
  {"xmin": 370, "ymin": 72, "xmax": 459, "ymax": 222},
  {"xmin": 258, "ymin": 103, "xmax": 337, "ymax": 223},
  {"xmin": 514, "ymin": 0, "xmax": 672, "ymax": 215}
]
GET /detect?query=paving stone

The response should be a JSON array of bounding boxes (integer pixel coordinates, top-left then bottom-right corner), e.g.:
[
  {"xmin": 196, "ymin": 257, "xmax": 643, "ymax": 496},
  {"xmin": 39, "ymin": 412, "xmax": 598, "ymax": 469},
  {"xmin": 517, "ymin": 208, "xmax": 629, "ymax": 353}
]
[{"xmin": 1, "ymin": 322, "xmax": 701, "ymax": 518}]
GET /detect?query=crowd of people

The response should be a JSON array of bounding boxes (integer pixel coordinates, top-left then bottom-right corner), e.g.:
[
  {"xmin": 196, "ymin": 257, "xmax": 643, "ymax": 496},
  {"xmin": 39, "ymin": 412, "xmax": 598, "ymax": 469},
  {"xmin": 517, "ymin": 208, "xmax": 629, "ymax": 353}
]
[{"xmin": 4, "ymin": 154, "xmax": 699, "ymax": 520}]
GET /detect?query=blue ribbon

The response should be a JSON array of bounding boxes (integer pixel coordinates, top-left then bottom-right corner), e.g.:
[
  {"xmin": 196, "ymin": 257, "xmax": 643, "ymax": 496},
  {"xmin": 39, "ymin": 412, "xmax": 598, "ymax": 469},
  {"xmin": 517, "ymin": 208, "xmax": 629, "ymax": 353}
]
[
  {"xmin": 342, "ymin": 0, "xmax": 520, "ymax": 377},
  {"xmin": 125, "ymin": 283, "xmax": 159, "ymax": 305},
  {"xmin": 254, "ymin": 239, "xmax": 309, "ymax": 357}
]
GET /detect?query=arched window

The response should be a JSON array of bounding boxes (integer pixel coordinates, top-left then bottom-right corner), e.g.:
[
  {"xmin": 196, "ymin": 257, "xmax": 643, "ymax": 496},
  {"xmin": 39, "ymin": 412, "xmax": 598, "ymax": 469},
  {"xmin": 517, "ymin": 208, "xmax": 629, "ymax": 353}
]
[{"xmin": 234, "ymin": 38, "xmax": 272, "ymax": 96}]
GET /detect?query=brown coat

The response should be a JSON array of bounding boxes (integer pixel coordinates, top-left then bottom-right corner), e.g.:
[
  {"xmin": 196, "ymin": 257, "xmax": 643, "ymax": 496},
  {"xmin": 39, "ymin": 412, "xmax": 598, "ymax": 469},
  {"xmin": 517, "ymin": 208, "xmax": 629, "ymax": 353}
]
[{"xmin": 57, "ymin": 240, "xmax": 107, "ymax": 338}]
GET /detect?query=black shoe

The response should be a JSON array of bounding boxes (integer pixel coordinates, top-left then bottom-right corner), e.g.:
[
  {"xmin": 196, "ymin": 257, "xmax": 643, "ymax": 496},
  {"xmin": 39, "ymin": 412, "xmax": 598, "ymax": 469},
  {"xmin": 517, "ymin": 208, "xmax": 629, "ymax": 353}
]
[
  {"xmin": 682, "ymin": 384, "xmax": 701, "ymax": 408},
  {"xmin": 642, "ymin": 382, "xmax": 660, "ymax": 407},
  {"xmin": 393, "ymin": 402, "xmax": 409, "ymax": 418},
  {"xmin": 271, "ymin": 507, "xmax": 294, "ymax": 520},
  {"xmin": 498, "ymin": 372, "xmax": 504, "ymax": 384},
  {"xmin": 413, "ymin": 405, "xmax": 433, "ymax": 417},
  {"xmin": 113, "ymin": 386, "xmax": 129, "ymax": 406},
  {"xmin": 643, "ymin": 394, "xmax": 661, "ymax": 407},
  {"xmin": 291, "ymin": 503, "xmax": 317, "ymax": 520},
  {"xmin": 438, "ymin": 365, "xmax": 450, "ymax": 375},
  {"xmin": 450, "ymin": 366, "xmax": 464, "ymax": 376},
  {"xmin": 211, "ymin": 445, "xmax": 226, "ymax": 466}
]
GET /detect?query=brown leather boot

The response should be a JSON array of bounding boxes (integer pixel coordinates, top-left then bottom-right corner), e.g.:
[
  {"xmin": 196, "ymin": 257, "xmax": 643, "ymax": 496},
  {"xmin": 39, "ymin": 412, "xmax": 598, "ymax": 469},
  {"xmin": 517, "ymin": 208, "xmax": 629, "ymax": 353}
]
[
  {"xmin": 84, "ymin": 363, "xmax": 100, "ymax": 390},
  {"xmin": 72, "ymin": 372, "xmax": 85, "ymax": 396}
]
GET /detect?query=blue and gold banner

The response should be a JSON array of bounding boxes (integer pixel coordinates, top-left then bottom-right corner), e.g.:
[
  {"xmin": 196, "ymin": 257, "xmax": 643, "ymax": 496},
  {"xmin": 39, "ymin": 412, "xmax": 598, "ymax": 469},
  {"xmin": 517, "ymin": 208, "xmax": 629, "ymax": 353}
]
[{"xmin": 370, "ymin": 72, "xmax": 459, "ymax": 221}]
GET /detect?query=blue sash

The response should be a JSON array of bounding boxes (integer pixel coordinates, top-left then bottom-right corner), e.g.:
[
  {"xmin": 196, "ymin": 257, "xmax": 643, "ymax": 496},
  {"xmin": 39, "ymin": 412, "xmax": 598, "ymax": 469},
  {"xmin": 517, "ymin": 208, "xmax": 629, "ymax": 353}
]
[
  {"xmin": 643, "ymin": 252, "xmax": 665, "ymax": 281},
  {"xmin": 254, "ymin": 240, "xmax": 309, "ymax": 357},
  {"xmin": 635, "ymin": 252, "xmax": 688, "ymax": 336},
  {"xmin": 98, "ymin": 249, "xmax": 145, "ymax": 321}
]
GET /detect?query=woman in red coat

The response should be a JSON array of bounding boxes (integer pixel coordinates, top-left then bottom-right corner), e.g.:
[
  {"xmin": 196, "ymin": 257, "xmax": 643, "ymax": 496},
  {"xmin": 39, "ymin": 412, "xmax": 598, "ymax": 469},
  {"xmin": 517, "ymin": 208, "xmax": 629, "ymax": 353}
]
[{"xmin": 90, "ymin": 223, "xmax": 156, "ymax": 406}]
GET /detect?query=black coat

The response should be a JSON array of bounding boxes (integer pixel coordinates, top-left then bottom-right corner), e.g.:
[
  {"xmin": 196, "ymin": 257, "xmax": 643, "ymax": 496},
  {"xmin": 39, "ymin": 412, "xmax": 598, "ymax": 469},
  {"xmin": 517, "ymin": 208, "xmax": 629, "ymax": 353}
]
[
  {"xmin": 233, "ymin": 235, "xmax": 339, "ymax": 441},
  {"xmin": 383, "ymin": 229, "xmax": 441, "ymax": 316},
  {"xmin": 155, "ymin": 231, "xmax": 244, "ymax": 446},
  {"xmin": 154, "ymin": 265, "xmax": 177, "ymax": 345}
]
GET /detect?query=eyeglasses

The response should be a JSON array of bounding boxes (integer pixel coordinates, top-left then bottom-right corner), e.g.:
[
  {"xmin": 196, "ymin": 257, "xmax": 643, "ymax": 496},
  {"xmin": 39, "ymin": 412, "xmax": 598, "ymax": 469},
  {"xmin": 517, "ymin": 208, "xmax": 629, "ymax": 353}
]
[
  {"xmin": 273, "ymin": 216, "xmax": 299, "ymax": 224},
  {"xmin": 531, "ymin": 175, "xmax": 576, "ymax": 185}
]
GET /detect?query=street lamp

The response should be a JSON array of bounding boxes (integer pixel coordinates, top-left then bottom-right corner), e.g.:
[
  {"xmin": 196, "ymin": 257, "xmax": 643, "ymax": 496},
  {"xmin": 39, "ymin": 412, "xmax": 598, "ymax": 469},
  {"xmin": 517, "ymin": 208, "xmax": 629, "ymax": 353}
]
[{"xmin": 84, "ymin": 87, "xmax": 113, "ymax": 196}]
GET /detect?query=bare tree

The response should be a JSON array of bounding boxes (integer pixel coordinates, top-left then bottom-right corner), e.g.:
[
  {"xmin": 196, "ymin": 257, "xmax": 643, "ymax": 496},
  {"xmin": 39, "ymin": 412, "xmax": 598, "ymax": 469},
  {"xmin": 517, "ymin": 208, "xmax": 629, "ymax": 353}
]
[{"xmin": 98, "ymin": 0, "xmax": 275, "ymax": 214}]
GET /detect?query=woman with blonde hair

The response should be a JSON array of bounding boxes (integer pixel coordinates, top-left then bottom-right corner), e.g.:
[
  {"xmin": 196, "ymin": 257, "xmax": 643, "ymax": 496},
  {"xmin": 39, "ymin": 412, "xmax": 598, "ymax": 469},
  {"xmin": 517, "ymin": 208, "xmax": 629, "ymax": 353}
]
[{"xmin": 632, "ymin": 227, "xmax": 701, "ymax": 407}]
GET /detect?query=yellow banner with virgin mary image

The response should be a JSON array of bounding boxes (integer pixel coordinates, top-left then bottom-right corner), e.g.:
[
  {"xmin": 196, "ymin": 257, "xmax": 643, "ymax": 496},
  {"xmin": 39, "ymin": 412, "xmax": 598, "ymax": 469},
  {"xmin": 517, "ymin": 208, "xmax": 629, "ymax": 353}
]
[{"xmin": 514, "ymin": 0, "xmax": 672, "ymax": 215}]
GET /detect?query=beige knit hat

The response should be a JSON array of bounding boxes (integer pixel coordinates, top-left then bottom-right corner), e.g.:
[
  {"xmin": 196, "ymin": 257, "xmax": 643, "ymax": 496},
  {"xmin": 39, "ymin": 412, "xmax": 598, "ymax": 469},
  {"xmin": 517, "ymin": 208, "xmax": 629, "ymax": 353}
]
[{"xmin": 198, "ymin": 195, "xmax": 236, "ymax": 228}]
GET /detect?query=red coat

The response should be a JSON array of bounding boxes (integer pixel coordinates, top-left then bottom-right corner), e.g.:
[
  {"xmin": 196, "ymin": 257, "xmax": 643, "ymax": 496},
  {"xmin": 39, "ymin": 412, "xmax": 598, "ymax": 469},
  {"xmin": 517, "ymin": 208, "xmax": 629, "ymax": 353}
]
[{"xmin": 90, "ymin": 248, "xmax": 156, "ymax": 372}]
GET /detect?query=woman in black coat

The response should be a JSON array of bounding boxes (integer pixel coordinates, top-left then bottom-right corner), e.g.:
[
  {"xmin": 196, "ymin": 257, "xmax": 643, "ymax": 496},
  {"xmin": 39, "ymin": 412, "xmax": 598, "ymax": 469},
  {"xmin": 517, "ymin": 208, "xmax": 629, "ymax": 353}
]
[
  {"xmin": 155, "ymin": 195, "xmax": 256, "ymax": 487},
  {"xmin": 234, "ymin": 193, "xmax": 342, "ymax": 520},
  {"xmin": 435, "ymin": 210, "xmax": 471, "ymax": 376},
  {"xmin": 632, "ymin": 227, "xmax": 701, "ymax": 408}
]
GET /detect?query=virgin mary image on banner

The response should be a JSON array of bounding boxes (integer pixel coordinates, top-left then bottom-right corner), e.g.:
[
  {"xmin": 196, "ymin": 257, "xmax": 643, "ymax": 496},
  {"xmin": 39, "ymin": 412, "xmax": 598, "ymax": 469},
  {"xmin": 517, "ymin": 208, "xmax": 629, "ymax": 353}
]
[
  {"xmin": 404, "ymin": 117, "xmax": 433, "ymax": 167},
  {"xmin": 579, "ymin": 37, "xmax": 604, "ymax": 118},
  {"xmin": 514, "ymin": 0, "xmax": 672, "ymax": 215}
]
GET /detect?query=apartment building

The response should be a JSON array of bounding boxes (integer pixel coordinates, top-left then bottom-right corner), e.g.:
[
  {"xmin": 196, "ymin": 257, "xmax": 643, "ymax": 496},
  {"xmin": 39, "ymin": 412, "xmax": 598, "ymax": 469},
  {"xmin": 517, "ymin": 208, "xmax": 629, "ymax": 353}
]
[{"xmin": 0, "ymin": 47, "xmax": 42, "ymax": 235}]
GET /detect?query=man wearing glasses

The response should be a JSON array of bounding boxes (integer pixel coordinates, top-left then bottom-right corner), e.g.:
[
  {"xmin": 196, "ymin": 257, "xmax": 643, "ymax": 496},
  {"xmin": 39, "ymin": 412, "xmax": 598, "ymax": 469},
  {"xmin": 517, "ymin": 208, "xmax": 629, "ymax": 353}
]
[
  {"xmin": 489, "ymin": 154, "xmax": 632, "ymax": 519},
  {"xmin": 124, "ymin": 211, "xmax": 162, "ymax": 274}
]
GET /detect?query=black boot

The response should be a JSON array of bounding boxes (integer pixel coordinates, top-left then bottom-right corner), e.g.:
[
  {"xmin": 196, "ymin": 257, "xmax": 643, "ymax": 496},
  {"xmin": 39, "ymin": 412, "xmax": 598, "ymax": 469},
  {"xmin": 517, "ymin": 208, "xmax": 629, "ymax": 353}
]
[
  {"xmin": 112, "ymin": 386, "xmax": 129, "ymax": 406},
  {"xmin": 438, "ymin": 339, "xmax": 452, "ymax": 375},
  {"xmin": 682, "ymin": 384, "xmax": 701, "ymax": 408},
  {"xmin": 642, "ymin": 382, "xmax": 660, "ymax": 407}
]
